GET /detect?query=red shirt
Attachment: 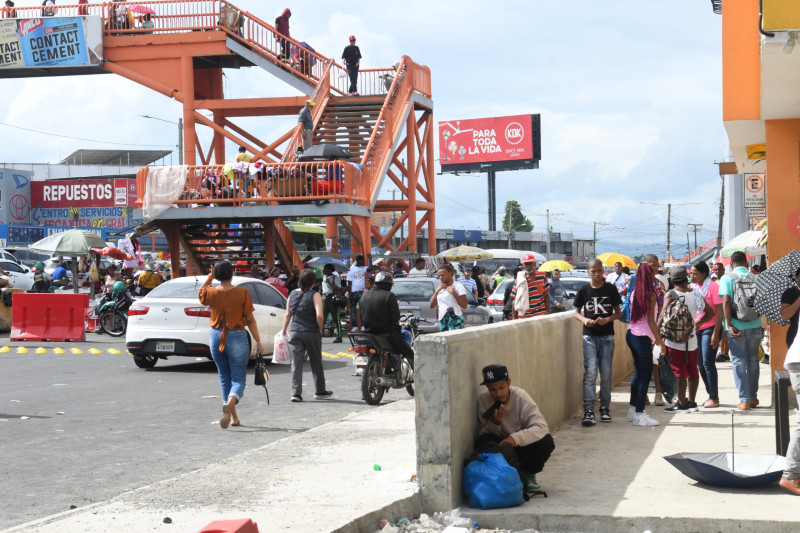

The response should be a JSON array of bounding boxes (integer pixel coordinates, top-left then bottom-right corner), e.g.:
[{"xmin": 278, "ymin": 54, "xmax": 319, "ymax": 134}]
[{"xmin": 510, "ymin": 271, "xmax": 550, "ymax": 318}]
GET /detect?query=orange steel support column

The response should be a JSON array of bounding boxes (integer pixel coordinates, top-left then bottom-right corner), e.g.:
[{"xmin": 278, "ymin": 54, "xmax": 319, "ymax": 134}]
[
  {"xmin": 405, "ymin": 109, "xmax": 418, "ymax": 253},
  {"xmin": 181, "ymin": 55, "xmax": 197, "ymax": 167},
  {"xmin": 210, "ymin": 69, "xmax": 226, "ymax": 165},
  {"xmin": 261, "ymin": 217, "xmax": 276, "ymax": 270},
  {"xmin": 425, "ymin": 110, "xmax": 436, "ymax": 256},
  {"xmin": 764, "ymin": 119, "xmax": 800, "ymax": 372},
  {"xmin": 326, "ymin": 216, "xmax": 338, "ymax": 253}
]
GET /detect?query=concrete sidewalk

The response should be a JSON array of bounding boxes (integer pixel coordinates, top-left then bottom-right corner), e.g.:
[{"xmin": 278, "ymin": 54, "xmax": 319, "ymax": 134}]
[
  {"xmin": 5, "ymin": 362, "xmax": 797, "ymax": 533},
  {"xmin": 464, "ymin": 361, "xmax": 798, "ymax": 532}
]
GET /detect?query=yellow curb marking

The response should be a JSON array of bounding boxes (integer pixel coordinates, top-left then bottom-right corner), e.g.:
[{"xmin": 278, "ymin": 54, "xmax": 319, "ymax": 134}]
[
  {"xmin": 70, "ymin": 348, "xmax": 83, "ymax": 354},
  {"xmin": 16, "ymin": 346, "xmax": 28, "ymax": 354}
]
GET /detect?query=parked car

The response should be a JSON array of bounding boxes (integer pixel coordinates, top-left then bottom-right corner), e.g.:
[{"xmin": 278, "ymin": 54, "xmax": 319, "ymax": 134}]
[
  {"xmin": 485, "ymin": 278, "xmax": 514, "ymax": 322},
  {"xmin": 0, "ymin": 260, "xmax": 34, "ymax": 291},
  {"xmin": 126, "ymin": 276, "xmax": 287, "ymax": 368},
  {"xmin": 391, "ymin": 276, "xmax": 493, "ymax": 334},
  {"xmin": 0, "ymin": 249, "xmax": 24, "ymax": 266},
  {"xmin": 559, "ymin": 276, "xmax": 592, "ymax": 311},
  {"xmin": 4, "ymin": 248, "xmax": 50, "ymax": 268}
]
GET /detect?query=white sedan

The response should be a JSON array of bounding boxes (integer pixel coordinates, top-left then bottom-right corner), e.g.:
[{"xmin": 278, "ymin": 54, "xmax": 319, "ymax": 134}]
[
  {"xmin": 0, "ymin": 260, "xmax": 35, "ymax": 291},
  {"xmin": 126, "ymin": 276, "xmax": 287, "ymax": 369}
]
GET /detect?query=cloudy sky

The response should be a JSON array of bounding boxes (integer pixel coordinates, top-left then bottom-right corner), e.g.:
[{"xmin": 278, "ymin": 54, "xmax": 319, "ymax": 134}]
[{"xmin": 0, "ymin": 1, "xmax": 726, "ymax": 257}]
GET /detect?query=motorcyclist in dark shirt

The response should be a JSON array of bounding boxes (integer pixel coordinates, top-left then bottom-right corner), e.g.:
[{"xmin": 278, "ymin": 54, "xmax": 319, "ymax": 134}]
[{"xmin": 358, "ymin": 271, "xmax": 415, "ymax": 364}]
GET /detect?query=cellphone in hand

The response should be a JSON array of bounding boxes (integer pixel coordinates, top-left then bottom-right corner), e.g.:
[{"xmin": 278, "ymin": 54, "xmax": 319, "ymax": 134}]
[{"xmin": 482, "ymin": 400, "xmax": 503, "ymax": 420}]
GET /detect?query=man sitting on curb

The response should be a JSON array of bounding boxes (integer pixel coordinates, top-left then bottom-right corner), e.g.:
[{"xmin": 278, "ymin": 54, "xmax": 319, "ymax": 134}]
[{"xmin": 476, "ymin": 364, "xmax": 555, "ymax": 496}]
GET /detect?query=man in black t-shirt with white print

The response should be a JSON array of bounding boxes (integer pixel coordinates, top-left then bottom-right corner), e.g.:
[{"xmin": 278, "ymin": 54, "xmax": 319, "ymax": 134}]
[{"xmin": 573, "ymin": 258, "xmax": 622, "ymax": 427}]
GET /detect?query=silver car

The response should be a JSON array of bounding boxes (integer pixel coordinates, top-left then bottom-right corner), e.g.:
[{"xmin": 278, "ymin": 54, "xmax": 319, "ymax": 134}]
[{"xmin": 391, "ymin": 276, "xmax": 493, "ymax": 333}]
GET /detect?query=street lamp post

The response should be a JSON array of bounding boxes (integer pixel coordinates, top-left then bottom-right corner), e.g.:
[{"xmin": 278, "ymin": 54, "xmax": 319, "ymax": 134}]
[{"xmin": 141, "ymin": 115, "xmax": 184, "ymax": 165}]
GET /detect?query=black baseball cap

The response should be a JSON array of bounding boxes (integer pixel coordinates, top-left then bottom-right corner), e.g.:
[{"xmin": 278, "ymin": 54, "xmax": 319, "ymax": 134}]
[{"xmin": 480, "ymin": 364, "xmax": 509, "ymax": 385}]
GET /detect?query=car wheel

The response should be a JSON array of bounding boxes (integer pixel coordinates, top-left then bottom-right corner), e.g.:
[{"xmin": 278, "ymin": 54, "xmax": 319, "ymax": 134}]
[{"xmin": 134, "ymin": 354, "xmax": 158, "ymax": 368}]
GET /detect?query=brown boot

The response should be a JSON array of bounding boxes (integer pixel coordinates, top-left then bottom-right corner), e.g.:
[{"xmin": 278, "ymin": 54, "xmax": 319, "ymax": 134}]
[{"xmin": 779, "ymin": 476, "xmax": 800, "ymax": 495}]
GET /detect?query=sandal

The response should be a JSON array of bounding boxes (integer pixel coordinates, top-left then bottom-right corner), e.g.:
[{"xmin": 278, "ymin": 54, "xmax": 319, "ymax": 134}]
[
  {"xmin": 703, "ymin": 399, "xmax": 720, "ymax": 408},
  {"xmin": 220, "ymin": 405, "xmax": 231, "ymax": 429}
]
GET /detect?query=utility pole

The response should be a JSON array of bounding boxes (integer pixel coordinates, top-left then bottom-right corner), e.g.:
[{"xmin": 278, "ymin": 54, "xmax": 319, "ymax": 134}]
[
  {"xmin": 666, "ymin": 203, "xmax": 671, "ymax": 261},
  {"xmin": 687, "ymin": 223, "xmax": 703, "ymax": 251},
  {"xmin": 593, "ymin": 221, "xmax": 608, "ymax": 258},
  {"xmin": 687, "ymin": 232, "xmax": 690, "ymax": 258},
  {"xmin": 507, "ymin": 203, "xmax": 514, "ymax": 249},
  {"xmin": 545, "ymin": 209, "xmax": 564, "ymax": 260},
  {"xmin": 640, "ymin": 201, "xmax": 698, "ymax": 262}
]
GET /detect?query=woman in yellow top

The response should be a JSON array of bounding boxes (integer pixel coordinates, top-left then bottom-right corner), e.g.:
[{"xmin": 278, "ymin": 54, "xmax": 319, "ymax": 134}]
[
  {"xmin": 199, "ymin": 259, "xmax": 263, "ymax": 428},
  {"xmin": 136, "ymin": 263, "xmax": 162, "ymax": 296}
]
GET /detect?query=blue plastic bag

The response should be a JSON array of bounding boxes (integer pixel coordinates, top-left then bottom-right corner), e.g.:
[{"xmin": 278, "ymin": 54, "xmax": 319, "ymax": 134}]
[{"xmin": 463, "ymin": 452, "xmax": 524, "ymax": 509}]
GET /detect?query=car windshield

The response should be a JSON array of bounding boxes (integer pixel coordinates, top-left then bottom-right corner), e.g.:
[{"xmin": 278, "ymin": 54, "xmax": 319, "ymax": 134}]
[
  {"xmin": 146, "ymin": 279, "xmax": 209, "ymax": 299},
  {"xmin": 489, "ymin": 278, "xmax": 513, "ymax": 298},
  {"xmin": 561, "ymin": 279, "xmax": 590, "ymax": 292},
  {"xmin": 392, "ymin": 280, "xmax": 435, "ymax": 301},
  {"xmin": 475, "ymin": 258, "xmax": 520, "ymax": 274}
]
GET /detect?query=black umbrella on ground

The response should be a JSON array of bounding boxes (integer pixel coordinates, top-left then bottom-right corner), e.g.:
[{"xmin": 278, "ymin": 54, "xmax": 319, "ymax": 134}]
[
  {"xmin": 754, "ymin": 249, "xmax": 800, "ymax": 326},
  {"xmin": 664, "ymin": 452, "xmax": 785, "ymax": 489},
  {"xmin": 296, "ymin": 143, "xmax": 353, "ymax": 161},
  {"xmin": 665, "ymin": 410, "xmax": 786, "ymax": 488}
]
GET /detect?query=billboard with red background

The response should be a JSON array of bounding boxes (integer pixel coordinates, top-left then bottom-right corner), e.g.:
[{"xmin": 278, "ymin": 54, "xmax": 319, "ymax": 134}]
[{"xmin": 438, "ymin": 114, "xmax": 540, "ymax": 173}]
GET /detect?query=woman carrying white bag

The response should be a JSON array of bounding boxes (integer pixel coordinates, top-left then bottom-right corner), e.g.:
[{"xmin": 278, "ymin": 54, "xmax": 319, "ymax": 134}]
[{"xmin": 280, "ymin": 269, "xmax": 333, "ymax": 403}]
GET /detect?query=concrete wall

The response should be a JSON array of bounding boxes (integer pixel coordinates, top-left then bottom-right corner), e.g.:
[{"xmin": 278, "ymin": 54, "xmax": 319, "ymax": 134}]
[{"xmin": 415, "ymin": 313, "xmax": 634, "ymax": 511}]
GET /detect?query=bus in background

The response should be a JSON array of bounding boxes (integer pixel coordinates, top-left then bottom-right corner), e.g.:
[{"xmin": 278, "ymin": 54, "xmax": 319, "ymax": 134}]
[{"xmin": 284, "ymin": 221, "xmax": 326, "ymax": 252}]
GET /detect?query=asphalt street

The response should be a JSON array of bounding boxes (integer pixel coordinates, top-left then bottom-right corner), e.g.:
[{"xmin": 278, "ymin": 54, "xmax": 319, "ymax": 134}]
[{"xmin": 0, "ymin": 331, "xmax": 401, "ymax": 530}]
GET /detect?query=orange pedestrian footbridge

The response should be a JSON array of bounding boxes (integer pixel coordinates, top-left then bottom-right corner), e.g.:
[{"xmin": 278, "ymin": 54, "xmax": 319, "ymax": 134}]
[{"xmin": 0, "ymin": 1, "xmax": 435, "ymax": 273}]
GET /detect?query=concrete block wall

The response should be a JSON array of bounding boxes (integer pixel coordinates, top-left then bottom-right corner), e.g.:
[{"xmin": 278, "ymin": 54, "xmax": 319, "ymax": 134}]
[{"xmin": 415, "ymin": 313, "xmax": 634, "ymax": 511}]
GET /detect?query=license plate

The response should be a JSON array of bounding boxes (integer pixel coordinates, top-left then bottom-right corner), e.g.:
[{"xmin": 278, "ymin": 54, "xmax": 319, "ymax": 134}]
[
  {"xmin": 156, "ymin": 341, "xmax": 175, "ymax": 352},
  {"xmin": 354, "ymin": 355, "xmax": 368, "ymax": 367}
]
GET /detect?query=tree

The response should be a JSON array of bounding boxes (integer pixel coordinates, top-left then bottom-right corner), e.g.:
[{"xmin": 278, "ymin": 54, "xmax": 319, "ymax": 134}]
[
  {"xmin": 299, "ymin": 216, "xmax": 320, "ymax": 224},
  {"xmin": 633, "ymin": 254, "xmax": 645, "ymax": 265},
  {"xmin": 502, "ymin": 201, "xmax": 533, "ymax": 232}
]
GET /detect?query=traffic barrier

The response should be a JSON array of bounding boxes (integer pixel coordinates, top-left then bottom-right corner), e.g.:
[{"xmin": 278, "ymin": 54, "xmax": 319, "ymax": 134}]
[
  {"xmin": 10, "ymin": 293, "xmax": 89, "ymax": 342},
  {"xmin": 198, "ymin": 519, "xmax": 259, "ymax": 533},
  {"xmin": 1, "ymin": 288, "xmax": 25, "ymax": 333}
]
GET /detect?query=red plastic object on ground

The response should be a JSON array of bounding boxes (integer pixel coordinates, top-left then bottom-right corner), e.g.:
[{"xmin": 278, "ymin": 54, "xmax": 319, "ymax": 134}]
[
  {"xmin": 10, "ymin": 293, "xmax": 89, "ymax": 342},
  {"xmin": 198, "ymin": 519, "xmax": 259, "ymax": 533}
]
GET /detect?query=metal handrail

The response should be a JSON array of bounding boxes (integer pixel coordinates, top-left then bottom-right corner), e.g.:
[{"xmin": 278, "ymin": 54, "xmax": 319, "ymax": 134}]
[
  {"xmin": 283, "ymin": 60, "xmax": 333, "ymax": 163},
  {"xmin": 135, "ymin": 161, "xmax": 367, "ymax": 209}
]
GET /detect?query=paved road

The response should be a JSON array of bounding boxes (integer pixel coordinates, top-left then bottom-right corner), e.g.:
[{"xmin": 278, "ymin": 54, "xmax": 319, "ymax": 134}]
[{"xmin": 0, "ymin": 332, "xmax": 405, "ymax": 530}]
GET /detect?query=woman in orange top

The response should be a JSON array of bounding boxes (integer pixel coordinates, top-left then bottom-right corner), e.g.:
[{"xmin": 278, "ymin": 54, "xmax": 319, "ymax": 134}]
[{"xmin": 199, "ymin": 259, "xmax": 263, "ymax": 428}]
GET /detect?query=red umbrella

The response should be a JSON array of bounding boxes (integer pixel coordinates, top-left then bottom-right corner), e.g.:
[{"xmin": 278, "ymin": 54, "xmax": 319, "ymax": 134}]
[
  {"xmin": 129, "ymin": 4, "xmax": 155, "ymax": 15},
  {"xmin": 91, "ymin": 247, "xmax": 133, "ymax": 261}
]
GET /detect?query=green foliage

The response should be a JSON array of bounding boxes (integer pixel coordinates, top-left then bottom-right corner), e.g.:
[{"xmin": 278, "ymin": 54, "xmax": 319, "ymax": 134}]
[
  {"xmin": 502, "ymin": 201, "xmax": 533, "ymax": 232},
  {"xmin": 299, "ymin": 216, "xmax": 321, "ymax": 224}
]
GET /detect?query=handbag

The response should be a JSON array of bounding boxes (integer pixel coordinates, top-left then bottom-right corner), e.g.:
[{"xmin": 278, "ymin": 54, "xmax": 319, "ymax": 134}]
[
  {"xmin": 253, "ymin": 352, "xmax": 270, "ymax": 404},
  {"xmin": 657, "ymin": 353, "xmax": 676, "ymax": 405}
]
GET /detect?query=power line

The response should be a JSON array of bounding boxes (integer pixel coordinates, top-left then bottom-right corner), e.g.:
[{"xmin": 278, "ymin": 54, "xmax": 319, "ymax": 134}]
[{"xmin": 0, "ymin": 121, "xmax": 173, "ymax": 148}]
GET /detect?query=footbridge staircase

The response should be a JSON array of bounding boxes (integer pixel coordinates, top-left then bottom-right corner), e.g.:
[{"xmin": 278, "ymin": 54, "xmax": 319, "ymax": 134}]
[{"xmin": 1, "ymin": 0, "xmax": 435, "ymax": 274}]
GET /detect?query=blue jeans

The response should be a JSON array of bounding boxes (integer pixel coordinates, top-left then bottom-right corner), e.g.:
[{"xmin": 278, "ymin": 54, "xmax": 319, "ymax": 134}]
[
  {"xmin": 785, "ymin": 368, "xmax": 800, "ymax": 479},
  {"xmin": 696, "ymin": 327, "xmax": 719, "ymax": 401},
  {"xmin": 582, "ymin": 334, "xmax": 614, "ymax": 411},
  {"xmin": 350, "ymin": 291, "xmax": 363, "ymax": 327},
  {"xmin": 727, "ymin": 327, "xmax": 762, "ymax": 403},
  {"xmin": 210, "ymin": 328, "xmax": 249, "ymax": 403},
  {"xmin": 626, "ymin": 330, "xmax": 653, "ymax": 412}
]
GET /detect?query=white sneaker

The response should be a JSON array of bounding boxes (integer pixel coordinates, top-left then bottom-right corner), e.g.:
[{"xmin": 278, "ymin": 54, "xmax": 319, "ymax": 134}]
[
  {"xmin": 633, "ymin": 411, "xmax": 660, "ymax": 427},
  {"xmin": 627, "ymin": 406, "xmax": 636, "ymax": 421}
]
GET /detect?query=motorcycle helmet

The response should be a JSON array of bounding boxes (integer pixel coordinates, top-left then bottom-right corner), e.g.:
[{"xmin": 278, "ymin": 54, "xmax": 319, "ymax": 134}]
[
  {"xmin": 112, "ymin": 281, "xmax": 127, "ymax": 294},
  {"xmin": 34, "ymin": 261, "xmax": 45, "ymax": 272}
]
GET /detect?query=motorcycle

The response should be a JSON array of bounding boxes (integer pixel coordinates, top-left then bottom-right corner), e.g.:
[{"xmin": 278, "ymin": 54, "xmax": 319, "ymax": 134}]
[
  {"xmin": 348, "ymin": 313, "xmax": 423, "ymax": 405},
  {"xmin": 96, "ymin": 288, "xmax": 134, "ymax": 337}
]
